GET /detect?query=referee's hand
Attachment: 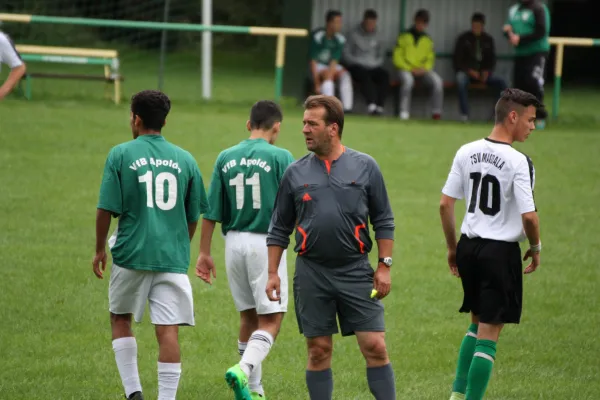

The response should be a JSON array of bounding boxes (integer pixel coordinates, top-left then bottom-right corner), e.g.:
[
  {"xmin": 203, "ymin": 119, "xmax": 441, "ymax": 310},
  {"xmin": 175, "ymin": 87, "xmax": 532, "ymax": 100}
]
[
  {"xmin": 523, "ymin": 249, "xmax": 540, "ymax": 274},
  {"xmin": 266, "ymin": 272, "xmax": 281, "ymax": 302},
  {"xmin": 373, "ymin": 265, "xmax": 391, "ymax": 299}
]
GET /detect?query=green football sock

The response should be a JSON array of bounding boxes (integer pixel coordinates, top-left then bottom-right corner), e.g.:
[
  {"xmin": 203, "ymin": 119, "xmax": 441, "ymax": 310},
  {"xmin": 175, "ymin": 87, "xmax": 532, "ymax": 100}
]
[
  {"xmin": 465, "ymin": 339, "xmax": 497, "ymax": 400},
  {"xmin": 452, "ymin": 323, "xmax": 478, "ymax": 395}
]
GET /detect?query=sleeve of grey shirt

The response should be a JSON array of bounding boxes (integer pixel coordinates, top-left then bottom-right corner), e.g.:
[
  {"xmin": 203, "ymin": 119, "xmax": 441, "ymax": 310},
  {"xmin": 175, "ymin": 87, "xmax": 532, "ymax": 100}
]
[
  {"xmin": 342, "ymin": 29, "xmax": 359, "ymax": 66},
  {"xmin": 367, "ymin": 158, "xmax": 395, "ymax": 240},
  {"xmin": 266, "ymin": 168, "xmax": 296, "ymax": 248}
]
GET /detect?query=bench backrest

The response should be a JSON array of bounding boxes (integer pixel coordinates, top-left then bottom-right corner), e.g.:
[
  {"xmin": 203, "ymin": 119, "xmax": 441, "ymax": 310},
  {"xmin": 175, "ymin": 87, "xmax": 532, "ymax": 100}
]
[{"xmin": 15, "ymin": 45, "xmax": 118, "ymax": 59}]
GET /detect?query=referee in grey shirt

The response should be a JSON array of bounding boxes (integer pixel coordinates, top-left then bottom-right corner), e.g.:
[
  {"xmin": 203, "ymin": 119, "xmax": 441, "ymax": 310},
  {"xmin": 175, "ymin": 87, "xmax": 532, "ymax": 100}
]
[
  {"xmin": 266, "ymin": 95, "xmax": 397, "ymax": 400},
  {"xmin": 0, "ymin": 30, "xmax": 26, "ymax": 100}
]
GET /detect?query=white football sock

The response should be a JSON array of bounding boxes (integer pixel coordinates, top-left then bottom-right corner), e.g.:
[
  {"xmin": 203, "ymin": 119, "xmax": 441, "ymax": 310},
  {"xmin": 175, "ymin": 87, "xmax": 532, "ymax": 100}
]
[
  {"xmin": 157, "ymin": 362, "xmax": 181, "ymax": 400},
  {"xmin": 321, "ymin": 80, "xmax": 334, "ymax": 96},
  {"xmin": 338, "ymin": 72, "xmax": 354, "ymax": 111},
  {"xmin": 240, "ymin": 330, "xmax": 273, "ymax": 379},
  {"xmin": 112, "ymin": 337, "xmax": 142, "ymax": 398},
  {"xmin": 239, "ymin": 340, "xmax": 264, "ymax": 395}
]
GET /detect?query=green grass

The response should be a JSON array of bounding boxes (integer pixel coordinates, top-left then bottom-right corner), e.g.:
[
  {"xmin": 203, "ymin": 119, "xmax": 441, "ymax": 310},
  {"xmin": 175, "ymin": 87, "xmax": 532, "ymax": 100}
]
[{"xmin": 0, "ymin": 53, "xmax": 599, "ymax": 399}]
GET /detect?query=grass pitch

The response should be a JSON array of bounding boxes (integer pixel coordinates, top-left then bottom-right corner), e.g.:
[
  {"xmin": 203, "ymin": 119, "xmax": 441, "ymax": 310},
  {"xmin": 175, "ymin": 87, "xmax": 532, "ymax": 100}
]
[{"xmin": 0, "ymin": 51, "xmax": 599, "ymax": 399}]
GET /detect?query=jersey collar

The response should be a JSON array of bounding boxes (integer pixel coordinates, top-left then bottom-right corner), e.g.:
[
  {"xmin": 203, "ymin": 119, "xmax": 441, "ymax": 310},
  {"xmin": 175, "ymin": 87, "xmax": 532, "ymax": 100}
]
[
  {"xmin": 137, "ymin": 134, "xmax": 165, "ymax": 141},
  {"xmin": 485, "ymin": 138, "xmax": 512, "ymax": 147}
]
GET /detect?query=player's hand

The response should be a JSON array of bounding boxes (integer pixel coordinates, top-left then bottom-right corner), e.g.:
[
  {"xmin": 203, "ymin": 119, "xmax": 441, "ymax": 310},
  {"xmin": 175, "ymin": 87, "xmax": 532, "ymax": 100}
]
[
  {"xmin": 373, "ymin": 265, "xmax": 391, "ymax": 299},
  {"xmin": 509, "ymin": 33, "xmax": 520, "ymax": 46},
  {"xmin": 523, "ymin": 249, "xmax": 540, "ymax": 274},
  {"xmin": 480, "ymin": 70, "xmax": 489, "ymax": 83},
  {"xmin": 195, "ymin": 253, "xmax": 216, "ymax": 285},
  {"xmin": 314, "ymin": 83, "xmax": 321, "ymax": 94},
  {"xmin": 503, "ymin": 24, "xmax": 513, "ymax": 33},
  {"xmin": 448, "ymin": 249, "xmax": 460, "ymax": 277},
  {"xmin": 412, "ymin": 68, "xmax": 425, "ymax": 76},
  {"xmin": 468, "ymin": 69, "xmax": 480, "ymax": 80},
  {"xmin": 266, "ymin": 272, "xmax": 281, "ymax": 302},
  {"xmin": 92, "ymin": 250, "xmax": 107, "ymax": 279}
]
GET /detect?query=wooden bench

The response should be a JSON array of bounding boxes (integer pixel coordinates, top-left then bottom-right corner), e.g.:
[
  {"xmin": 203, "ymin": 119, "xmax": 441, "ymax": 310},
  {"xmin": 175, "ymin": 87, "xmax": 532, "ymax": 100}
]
[{"xmin": 15, "ymin": 45, "xmax": 123, "ymax": 104}]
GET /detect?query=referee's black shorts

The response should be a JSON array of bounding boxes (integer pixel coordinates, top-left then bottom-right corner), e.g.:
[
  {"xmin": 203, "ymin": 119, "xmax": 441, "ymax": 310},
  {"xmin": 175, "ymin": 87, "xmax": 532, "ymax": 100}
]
[{"xmin": 456, "ymin": 234, "xmax": 523, "ymax": 324}]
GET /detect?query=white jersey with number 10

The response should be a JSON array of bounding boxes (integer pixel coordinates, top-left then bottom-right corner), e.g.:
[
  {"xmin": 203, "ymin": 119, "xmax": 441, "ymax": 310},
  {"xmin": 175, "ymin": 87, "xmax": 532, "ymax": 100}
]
[{"xmin": 442, "ymin": 138, "xmax": 536, "ymax": 243}]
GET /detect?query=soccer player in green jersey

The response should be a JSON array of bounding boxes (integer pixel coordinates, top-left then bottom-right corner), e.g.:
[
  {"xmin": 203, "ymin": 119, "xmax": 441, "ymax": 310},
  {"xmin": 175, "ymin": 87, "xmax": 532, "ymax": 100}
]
[
  {"xmin": 93, "ymin": 90, "xmax": 209, "ymax": 400},
  {"xmin": 195, "ymin": 100, "xmax": 295, "ymax": 400},
  {"xmin": 309, "ymin": 10, "xmax": 354, "ymax": 112}
]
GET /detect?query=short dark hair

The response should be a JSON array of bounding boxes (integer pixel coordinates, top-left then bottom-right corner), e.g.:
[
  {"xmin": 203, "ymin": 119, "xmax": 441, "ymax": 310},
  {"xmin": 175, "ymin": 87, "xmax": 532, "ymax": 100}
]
[
  {"xmin": 415, "ymin": 9, "xmax": 430, "ymax": 23},
  {"xmin": 130, "ymin": 90, "xmax": 171, "ymax": 132},
  {"xmin": 249, "ymin": 100, "xmax": 283, "ymax": 130},
  {"xmin": 326, "ymin": 10, "xmax": 341, "ymax": 23},
  {"xmin": 472, "ymin": 12, "xmax": 486, "ymax": 24},
  {"xmin": 363, "ymin": 9, "xmax": 378, "ymax": 20},
  {"xmin": 304, "ymin": 95, "xmax": 344, "ymax": 138},
  {"xmin": 495, "ymin": 88, "xmax": 544, "ymax": 124}
]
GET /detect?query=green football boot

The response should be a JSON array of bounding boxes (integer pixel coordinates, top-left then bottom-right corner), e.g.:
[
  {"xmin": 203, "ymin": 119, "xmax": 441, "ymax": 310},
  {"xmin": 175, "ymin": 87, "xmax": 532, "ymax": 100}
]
[
  {"xmin": 250, "ymin": 392, "xmax": 265, "ymax": 399},
  {"xmin": 225, "ymin": 364, "xmax": 252, "ymax": 400}
]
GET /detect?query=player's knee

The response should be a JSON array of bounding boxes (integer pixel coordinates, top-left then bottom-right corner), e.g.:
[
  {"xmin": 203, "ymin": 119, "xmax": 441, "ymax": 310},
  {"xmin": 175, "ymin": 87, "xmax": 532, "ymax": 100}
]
[
  {"xmin": 321, "ymin": 70, "xmax": 332, "ymax": 81},
  {"xmin": 307, "ymin": 340, "xmax": 333, "ymax": 366},
  {"xmin": 258, "ymin": 313, "xmax": 283, "ymax": 339},
  {"xmin": 110, "ymin": 313, "xmax": 133, "ymax": 339}
]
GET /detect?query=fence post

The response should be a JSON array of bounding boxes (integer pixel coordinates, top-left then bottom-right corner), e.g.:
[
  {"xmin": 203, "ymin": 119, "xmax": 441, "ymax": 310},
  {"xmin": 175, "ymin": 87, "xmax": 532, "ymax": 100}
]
[
  {"xmin": 158, "ymin": 0, "xmax": 171, "ymax": 91},
  {"xmin": 552, "ymin": 43, "xmax": 564, "ymax": 121},
  {"xmin": 274, "ymin": 33, "xmax": 286, "ymax": 102}
]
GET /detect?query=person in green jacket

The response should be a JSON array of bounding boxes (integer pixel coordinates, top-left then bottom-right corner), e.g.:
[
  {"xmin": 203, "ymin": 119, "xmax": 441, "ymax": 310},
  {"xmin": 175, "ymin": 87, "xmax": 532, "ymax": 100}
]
[
  {"xmin": 393, "ymin": 9, "xmax": 443, "ymax": 120},
  {"xmin": 503, "ymin": 0, "xmax": 551, "ymax": 128}
]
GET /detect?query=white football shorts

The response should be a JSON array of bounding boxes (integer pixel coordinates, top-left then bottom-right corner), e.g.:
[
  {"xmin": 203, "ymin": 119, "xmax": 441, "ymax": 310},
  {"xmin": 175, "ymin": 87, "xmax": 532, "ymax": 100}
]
[
  {"xmin": 225, "ymin": 231, "xmax": 288, "ymax": 314},
  {"xmin": 108, "ymin": 264, "xmax": 194, "ymax": 326}
]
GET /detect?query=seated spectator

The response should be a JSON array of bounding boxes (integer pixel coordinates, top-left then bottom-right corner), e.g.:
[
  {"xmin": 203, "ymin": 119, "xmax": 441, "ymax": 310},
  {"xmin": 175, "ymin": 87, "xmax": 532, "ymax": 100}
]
[
  {"xmin": 343, "ymin": 9, "xmax": 389, "ymax": 116},
  {"xmin": 309, "ymin": 10, "xmax": 353, "ymax": 112},
  {"xmin": 454, "ymin": 12, "xmax": 508, "ymax": 121},
  {"xmin": 393, "ymin": 9, "xmax": 443, "ymax": 120}
]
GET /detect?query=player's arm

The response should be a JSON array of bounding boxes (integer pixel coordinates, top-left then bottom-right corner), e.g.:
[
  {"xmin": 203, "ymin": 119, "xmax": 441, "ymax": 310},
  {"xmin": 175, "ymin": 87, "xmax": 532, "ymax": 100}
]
[
  {"xmin": 195, "ymin": 157, "xmax": 223, "ymax": 284},
  {"xmin": 330, "ymin": 37, "xmax": 344, "ymax": 77},
  {"xmin": 439, "ymin": 194, "xmax": 459, "ymax": 263},
  {"xmin": 366, "ymin": 159, "xmax": 394, "ymax": 299},
  {"xmin": 94, "ymin": 148, "xmax": 123, "ymax": 279},
  {"xmin": 440, "ymin": 150, "xmax": 464, "ymax": 277},
  {"xmin": 0, "ymin": 36, "xmax": 26, "ymax": 100},
  {"xmin": 309, "ymin": 33, "xmax": 321, "ymax": 87},
  {"xmin": 266, "ymin": 169, "xmax": 296, "ymax": 301},
  {"xmin": 517, "ymin": 5, "xmax": 547, "ymax": 45},
  {"xmin": 185, "ymin": 160, "xmax": 209, "ymax": 241},
  {"xmin": 514, "ymin": 158, "xmax": 541, "ymax": 273}
]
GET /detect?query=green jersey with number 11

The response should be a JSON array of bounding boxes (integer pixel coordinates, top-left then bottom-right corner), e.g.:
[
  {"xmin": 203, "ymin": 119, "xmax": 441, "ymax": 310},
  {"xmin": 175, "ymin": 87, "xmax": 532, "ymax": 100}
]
[
  {"xmin": 97, "ymin": 134, "xmax": 208, "ymax": 274},
  {"xmin": 204, "ymin": 138, "xmax": 295, "ymax": 235}
]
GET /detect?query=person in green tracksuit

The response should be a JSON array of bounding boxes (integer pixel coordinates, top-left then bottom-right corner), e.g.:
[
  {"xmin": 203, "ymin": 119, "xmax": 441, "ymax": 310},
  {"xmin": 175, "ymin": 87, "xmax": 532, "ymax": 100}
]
[{"xmin": 503, "ymin": 0, "xmax": 551, "ymax": 128}]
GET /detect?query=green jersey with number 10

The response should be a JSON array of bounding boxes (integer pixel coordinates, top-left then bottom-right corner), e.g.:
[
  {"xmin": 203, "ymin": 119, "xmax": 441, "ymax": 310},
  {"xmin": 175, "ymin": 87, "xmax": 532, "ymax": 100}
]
[
  {"xmin": 97, "ymin": 134, "xmax": 208, "ymax": 274},
  {"xmin": 204, "ymin": 138, "xmax": 295, "ymax": 235}
]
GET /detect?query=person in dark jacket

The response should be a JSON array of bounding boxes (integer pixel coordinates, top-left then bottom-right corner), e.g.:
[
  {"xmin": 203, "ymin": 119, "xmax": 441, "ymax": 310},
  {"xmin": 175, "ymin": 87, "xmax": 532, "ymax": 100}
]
[{"xmin": 453, "ymin": 13, "xmax": 507, "ymax": 121}]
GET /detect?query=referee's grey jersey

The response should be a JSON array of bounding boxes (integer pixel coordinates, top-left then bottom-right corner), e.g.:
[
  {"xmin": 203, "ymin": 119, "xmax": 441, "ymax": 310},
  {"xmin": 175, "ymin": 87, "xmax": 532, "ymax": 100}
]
[
  {"xmin": 0, "ymin": 31, "xmax": 23, "ymax": 70},
  {"xmin": 442, "ymin": 138, "xmax": 536, "ymax": 243}
]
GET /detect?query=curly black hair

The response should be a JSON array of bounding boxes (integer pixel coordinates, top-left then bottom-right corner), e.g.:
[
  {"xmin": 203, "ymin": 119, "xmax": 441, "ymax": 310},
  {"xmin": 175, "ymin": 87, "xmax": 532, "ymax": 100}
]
[{"xmin": 130, "ymin": 90, "xmax": 171, "ymax": 132}]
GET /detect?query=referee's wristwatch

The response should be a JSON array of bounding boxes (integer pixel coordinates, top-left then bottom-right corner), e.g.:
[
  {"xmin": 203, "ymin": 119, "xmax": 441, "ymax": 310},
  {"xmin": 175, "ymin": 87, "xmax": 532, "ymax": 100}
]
[{"xmin": 378, "ymin": 257, "xmax": 392, "ymax": 268}]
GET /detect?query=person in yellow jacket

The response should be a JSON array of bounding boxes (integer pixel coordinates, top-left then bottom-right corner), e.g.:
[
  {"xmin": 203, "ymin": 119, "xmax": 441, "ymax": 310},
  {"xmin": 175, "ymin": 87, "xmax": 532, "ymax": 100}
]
[{"xmin": 393, "ymin": 9, "xmax": 443, "ymax": 120}]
